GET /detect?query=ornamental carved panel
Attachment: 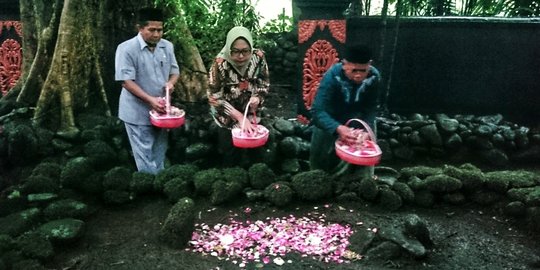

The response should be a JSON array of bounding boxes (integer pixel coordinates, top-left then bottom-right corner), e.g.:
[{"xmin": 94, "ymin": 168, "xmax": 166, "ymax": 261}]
[
  {"xmin": 298, "ymin": 20, "xmax": 346, "ymax": 44},
  {"xmin": 302, "ymin": 40, "xmax": 339, "ymax": 110},
  {"xmin": 0, "ymin": 39, "xmax": 22, "ymax": 96},
  {"xmin": 0, "ymin": 21, "xmax": 23, "ymax": 96}
]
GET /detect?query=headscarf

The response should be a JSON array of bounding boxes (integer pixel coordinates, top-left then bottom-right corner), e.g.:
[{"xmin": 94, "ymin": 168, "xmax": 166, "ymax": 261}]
[{"xmin": 217, "ymin": 26, "xmax": 254, "ymax": 75}]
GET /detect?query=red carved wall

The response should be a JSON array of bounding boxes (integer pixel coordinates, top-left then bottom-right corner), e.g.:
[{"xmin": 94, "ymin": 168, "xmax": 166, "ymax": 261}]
[
  {"xmin": 297, "ymin": 19, "xmax": 345, "ymax": 123},
  {"xmin": 0, "ymin": 21, "xmax": 22, "ymax": 96}
]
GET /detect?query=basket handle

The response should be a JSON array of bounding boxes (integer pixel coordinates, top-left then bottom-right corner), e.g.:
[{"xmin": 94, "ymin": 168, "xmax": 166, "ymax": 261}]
[
  {"xmin": 240, "ymin": 99, "xmax": 258, "ymax": 131},
  {"xmin": 344, "ymin": 118, "xmax": 376, "ymax": 141},
  {"xmin": 164, "ymin": 86, "xmax": 171, "ymax": 115}
]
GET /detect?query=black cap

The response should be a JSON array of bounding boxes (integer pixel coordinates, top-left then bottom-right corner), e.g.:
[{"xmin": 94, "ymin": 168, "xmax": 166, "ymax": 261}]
[
  {"xmin": 138, "ymin": 7, "xmax": 164, "ymax": 22},
  {"xmin": 344, "ymin": 43, "xmax": 372, "ymax": 64}
]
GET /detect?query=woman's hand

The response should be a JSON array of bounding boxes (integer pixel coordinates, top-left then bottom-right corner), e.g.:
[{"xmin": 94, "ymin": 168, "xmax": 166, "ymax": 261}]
[
  {"xmin": 249, "ymin": 96, "xmax": 260, "ymax": 112},
  {"xmin": 208, "ymin": 94, "xmax": 219, "ymax": 106},
  {"xmin": 230, "ymin": 108, "xmax": 257, "ymax": 134}
]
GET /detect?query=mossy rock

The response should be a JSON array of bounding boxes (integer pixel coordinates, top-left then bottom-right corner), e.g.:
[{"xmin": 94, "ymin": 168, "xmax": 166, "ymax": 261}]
[
  {"xmin": 0, "ymin": 208, "xmax": 41, "ymax": 237},
  {"xmin": 60, "ymin": 157, "xmax": 94, "ymax": 191},
  {"xmin": 21, "ymin": 175, "xmax": 60, "ymax": 194},
  {"xmin": 484, "ymin": 171, "xmax": 530, "ymax": 193},
  {"xmin": 130, "ymin": 172, "xmax": 155, "ymax": 195},
  {"xmin": 358, "ymin": 177, "xmax": 379, "ymax": 201},
  {"xmin": 378, "ymin": 186, "xmax": 403, "ymax": 211},
  {"xmin": 222, "ymin": 167, "xmax": 249, "ymax": 188},
  {"xmin": 291, "ymin": 170, "xmax": 332, "ymax": 201},
  {"xmin": 400, "ymin": 166, "xmax": 442, "ymax": 179},
  {"xmin": 442, "ymin": 165, "xmax": 485, "ymax": 192},
  {"xmin": 248, "ymin": 163, "xmax": 277, "ymax": 190},
  {"xmin": 43, "ymin": 199, "xmax": 89, "ymax": 220},
  {"xmin": 15, "ymin": 232, "xmax": 54, "ymax": 261},
  {"xmin": 264, "ymin": 182, "xmax": 294, "ymax": 207},
  {"xmin": 210, "ymin": 180, "xmax": 243, "ymax": 205},
  {"xmin": 504, "ymin": 201, "xmax": 527, "ymax": 217},
  {"xmin": 159, "ymin": 197, "xmax": 195, "ymax": 249},
  {"xmin": 164, "ymin": 177, "xmax": 195, "ymax": 203},
  {"xmin": 193, "ymin": 168, "xmax": 223, "ymax": 195},
  {"xmin": 103, "ymin": 166, "xmax": 133, "ymax": 191},
  {"xmin": 37, "ymin": 218, "xmax": 85, "ymax": 244},
  {"xmin": 507, "ymin": 187, "xmax": 540, "ymax": 206},
  {"xmin": 391, "ymin": 182, "xmax": 415, "ymax": 203},
  {"xmin": 0, "ymin": 234, "xmax": 14, "ymax": 254},
  {"xmin": 154, "ymin": 164, "xmax": 199, "ymax": 192},
  {"xmin": 423, "ymin": 174, "xmax": 462, "ymax": 193},
  {"xmin": 30, "ymin": 162, "xmax": 62, "ymax": 179}
]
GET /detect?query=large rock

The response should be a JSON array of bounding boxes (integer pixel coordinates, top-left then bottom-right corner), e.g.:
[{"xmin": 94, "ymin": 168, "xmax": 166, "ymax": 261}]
[
  {"xmin": 37, "ymin": 218, "xmax": 85, "ymax": 244},
  {"xmin": 0, "ymin": 208, "xmax": 41, "ymax": 237},
  {"xmin": 159, "ymin": 197, "xmax": 196, "ymax": 248}
]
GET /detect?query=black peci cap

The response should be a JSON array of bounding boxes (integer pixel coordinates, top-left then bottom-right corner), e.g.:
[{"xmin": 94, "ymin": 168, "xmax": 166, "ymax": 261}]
[
  {"xmin": 138, "ymin": 7, "xmax": 164, "ymax": 22},
  {"xmin": 344, "ymin": 43, "xmax": 373, "ymax": 64}
]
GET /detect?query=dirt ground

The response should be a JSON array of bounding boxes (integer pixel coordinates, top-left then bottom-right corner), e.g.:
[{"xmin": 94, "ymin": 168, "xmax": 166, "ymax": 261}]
[
  {"xmin": 47, "ymin": 194, "xmax": 539, "ymax": 270},
  {"xmin": 46, "ymin": 85, "xmax": 540, "ymax": 270}
]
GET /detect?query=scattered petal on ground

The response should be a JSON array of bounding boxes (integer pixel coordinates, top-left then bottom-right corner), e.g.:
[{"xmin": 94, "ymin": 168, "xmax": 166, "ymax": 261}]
[{"xmin": 188, "ymin": 211, "xmax": 357, "ymax": 264}]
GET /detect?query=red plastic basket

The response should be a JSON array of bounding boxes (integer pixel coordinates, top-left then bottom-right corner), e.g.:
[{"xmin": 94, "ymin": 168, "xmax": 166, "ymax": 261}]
[
  {"xmin": 150, "ymin": 109, "xmax": 185, "ymax": 129},
  {"xmin": 149, "ymin": 86, "xmax": 186, "ymax": 129},
  {"xmin": 231, "ymin": 100, "xmax": 269, "ymax": 148},
  {"xmin": 335, "ymin": 119, "xmax": 382, "ymax": 166}
]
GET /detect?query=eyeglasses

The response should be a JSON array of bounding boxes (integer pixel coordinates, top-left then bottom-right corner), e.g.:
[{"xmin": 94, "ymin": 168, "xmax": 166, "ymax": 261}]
[{"xmin": 230, "ymin": 48, "xmax": 252, "ymax": 57}]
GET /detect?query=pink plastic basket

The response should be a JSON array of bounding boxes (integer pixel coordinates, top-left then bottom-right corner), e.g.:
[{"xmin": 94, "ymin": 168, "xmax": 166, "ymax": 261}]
[
  {"xmin": 149, "ymin": 86, "xmax": 185, "ymax": 129},
  {"xmin": 335, "ymin": 119, "xmax": 382, "ymax": 166},
  {"xmin": 231, "ymin": 101, "xmax": 269, "ymax": 148}
]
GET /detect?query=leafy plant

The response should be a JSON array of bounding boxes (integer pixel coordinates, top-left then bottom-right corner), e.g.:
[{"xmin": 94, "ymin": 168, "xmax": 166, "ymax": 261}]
[
  {"xmin": 261, "ymin": 9, "xmax": 293, "ymax": 33},
  {"xmin": 155, "ymin": 0, "xmax": 263, "ymax": 68}
]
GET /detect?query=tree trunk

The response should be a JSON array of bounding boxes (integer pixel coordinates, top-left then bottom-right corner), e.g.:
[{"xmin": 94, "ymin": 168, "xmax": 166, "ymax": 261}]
[
  {"xmin": 173, "ymin": 20, "xmax": 208, "ymax": 103},
  {"xmin": 13, "ymin": 0, "xmax": 207, "ymax": 133}
]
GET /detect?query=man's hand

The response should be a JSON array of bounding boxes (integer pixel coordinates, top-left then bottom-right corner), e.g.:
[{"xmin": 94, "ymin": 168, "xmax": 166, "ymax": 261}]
[
  {"xmin": 165, "ymin": 82, "xmax": 175, "ymax": 93},
  {"xmin": 150, "ymin": 96, "xmax": 166, "ymax": 114},
  {"xmin": 336, "ymin": 125, "xmax": 358, "ymax": 145}
]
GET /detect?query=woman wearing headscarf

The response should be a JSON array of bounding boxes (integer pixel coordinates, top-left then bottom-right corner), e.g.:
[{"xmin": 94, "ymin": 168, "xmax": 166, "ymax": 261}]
[{"xmin": 207, "ymin": 26, "xmax": 270, "ymax": 167}]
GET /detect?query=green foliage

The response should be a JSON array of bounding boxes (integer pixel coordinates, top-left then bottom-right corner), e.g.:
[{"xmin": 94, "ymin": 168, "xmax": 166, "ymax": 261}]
[
  {"xmin": 155, "ymin": 0, "xmax": 263, "ymax": 67},
  {"xmin": 260, "ymin": 10, "xmax": 293, "ymax": 33}
]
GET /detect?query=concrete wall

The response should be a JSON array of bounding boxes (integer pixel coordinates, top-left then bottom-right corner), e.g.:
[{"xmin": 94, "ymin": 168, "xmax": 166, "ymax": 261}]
[{"xmin": 347, "ymin": 17, "xmax": 540, "ymax": 123}]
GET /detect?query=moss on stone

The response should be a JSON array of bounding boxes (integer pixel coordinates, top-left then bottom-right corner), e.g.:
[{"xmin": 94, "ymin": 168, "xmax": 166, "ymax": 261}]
[
  {"xmin": 443, "ymin": 165, "xmax": 485, "ymax": 192},
  {"xmin": 424, "ymin": 174, "xmax": 462, "ymax": 193},
  {"xmin": 379, "ymin": 186, "xmax": 403, "ymax": 211},
  {"xmin": 264, "ymin": 182, "xmax": 294, "ymax": 207},
  {"xmin": 392, "ymin": 182, "xmax": 415, "ymax": 203},
  {"xmin": 291, "ymin": 170, "xmax": 332, "ymax": 201},
  {"xmin": 154, "ymin": 164, "xmax": 199, "ymax": 192},
  {"xmin": 130, "ymin": 171, "xmax": 155, "ymax": 195},
  {"xmin": 159, "ymin": 197, "xmax": 195, "ymax": 249},
  {"xmin": 248, "ymin": 163, "xmax": 276, "ymax": 190},
  {"xmin": 103, "ymin": 166, "xmax": 132, "ymax": 191},
  {"xmin": 400, "ymin": 166, "xmax": 442, "ymax": 179},
  {"xmin": 193, "ymin": 168, "xmax": 223, "ymax": 195}
]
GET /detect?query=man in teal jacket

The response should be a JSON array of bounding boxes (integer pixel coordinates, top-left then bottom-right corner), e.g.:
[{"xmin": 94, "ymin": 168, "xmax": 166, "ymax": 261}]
[{"xmin": 309, "ymin": 43, "xmax": 381, "ymax": 177}]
